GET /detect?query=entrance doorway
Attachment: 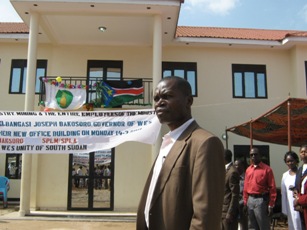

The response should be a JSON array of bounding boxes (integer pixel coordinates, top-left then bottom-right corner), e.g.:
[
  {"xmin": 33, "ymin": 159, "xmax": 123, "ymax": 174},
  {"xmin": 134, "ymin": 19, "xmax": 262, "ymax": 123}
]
[{"xmin": 68, "ymin": 150, "xmax": 114, "ymax": 210}]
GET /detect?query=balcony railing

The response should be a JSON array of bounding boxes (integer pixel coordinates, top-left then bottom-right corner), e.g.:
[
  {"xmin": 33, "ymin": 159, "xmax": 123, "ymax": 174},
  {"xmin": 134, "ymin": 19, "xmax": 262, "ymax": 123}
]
[{"xmin": 39, "ymin": 76, "xmax": 153, "ymax": 108}]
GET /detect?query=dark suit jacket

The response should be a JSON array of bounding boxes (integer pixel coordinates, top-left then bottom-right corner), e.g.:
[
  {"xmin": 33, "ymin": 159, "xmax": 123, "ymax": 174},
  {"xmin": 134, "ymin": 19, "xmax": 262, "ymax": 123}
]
[
  {"xmin": 136, "ymin": 121, "xmax": 225, "ymax": 230},
  {"xmin": 222, "ymin": 163, "xmax": 240, "ymax": 219},
  {"xmin": 295, "ymin": 166, "xmax": 307, "ymax": 192}
]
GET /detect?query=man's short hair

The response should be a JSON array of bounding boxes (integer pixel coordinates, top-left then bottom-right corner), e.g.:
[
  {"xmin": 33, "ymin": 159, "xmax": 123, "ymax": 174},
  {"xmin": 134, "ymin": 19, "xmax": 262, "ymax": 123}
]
[
  {"xmin": 161, "ymin": 76, "xmax": 192, "ymax": 97},
  {"xmin": 224, "ymin": 149, "xmax": 232, "ymax": 162}
]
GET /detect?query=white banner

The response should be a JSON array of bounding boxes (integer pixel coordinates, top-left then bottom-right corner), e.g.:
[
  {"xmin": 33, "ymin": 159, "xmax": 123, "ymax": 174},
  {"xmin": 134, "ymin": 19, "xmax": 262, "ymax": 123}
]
[
  {"xmin": 45, "ymin": 83, "xmax": 87, "ymax": 110},
  {"xmin": 0, "ymin": 109, "xmax": 161, "ymax": 154}
]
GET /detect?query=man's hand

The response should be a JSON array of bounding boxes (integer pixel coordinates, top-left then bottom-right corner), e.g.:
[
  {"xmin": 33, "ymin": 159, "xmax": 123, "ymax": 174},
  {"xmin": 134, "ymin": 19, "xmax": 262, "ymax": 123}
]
[
  {"xmin": 268, "ymin": 206, "xmax": 274, "ymax": 217},
  {"xmin": 243, "ymin": 205, "xmax": 248, "ymax": 216}
]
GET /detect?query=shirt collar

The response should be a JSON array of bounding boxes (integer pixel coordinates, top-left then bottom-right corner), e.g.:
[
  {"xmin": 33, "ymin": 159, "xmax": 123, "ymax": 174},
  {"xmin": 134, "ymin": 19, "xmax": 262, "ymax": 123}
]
[
  {"xmin": 252, "ymin": 161, "xmax": 264, "ymax": 168},
  {"xmin": 225, "ymin": 162, "xmax": 232, "ymax": 170},
  {"xmin": 167, "ymin": 118, "xmax": 194, "ymax": 141}
]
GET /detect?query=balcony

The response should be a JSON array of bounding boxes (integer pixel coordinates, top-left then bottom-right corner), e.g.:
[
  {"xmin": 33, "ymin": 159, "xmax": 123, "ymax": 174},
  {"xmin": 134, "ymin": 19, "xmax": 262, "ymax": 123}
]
[{"xmin": 39, "ymin": 77, "xmax": 153, "ymax": 110}]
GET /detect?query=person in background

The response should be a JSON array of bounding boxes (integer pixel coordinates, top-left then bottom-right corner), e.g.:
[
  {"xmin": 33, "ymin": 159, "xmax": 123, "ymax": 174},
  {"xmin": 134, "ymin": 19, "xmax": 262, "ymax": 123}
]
[
  {"xmin": 294, "ymin": 144, "xmax": 307, "ymax": 230},
  {"xmin": 75, "ymin": 165, "xmax": 83, "ymax": 188},
  {"xmin": 243, "ymin": 147, "xmax": 277, "ymax": 230},
  {"xmin": 281, "ymin": 151, "xmax": 302, "ymax": 230},
  {"xmin": 104, "ymin": 165, "xmax": 111, "ymax": 190},
  {"xmin": 136, "ymin": 76, "xmax": 225, "ymax": 230},
  {"xmin": 234, "ymin": 159, "xmax": 248, "ymax": 230},
  {"xmin": 221, "ymin": 149, "xmax": 240, "ymax": 230},
  {"xmin": 72, "ymin": 167, "xmax": 77, "ymax": 188}
]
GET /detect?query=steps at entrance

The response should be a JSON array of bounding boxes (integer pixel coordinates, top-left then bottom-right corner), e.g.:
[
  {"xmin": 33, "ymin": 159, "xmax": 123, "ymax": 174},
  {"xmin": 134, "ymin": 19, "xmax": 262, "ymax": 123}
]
[{"xmin": 28, "ymin": 211, "xmax": 137, "ymax": 222}]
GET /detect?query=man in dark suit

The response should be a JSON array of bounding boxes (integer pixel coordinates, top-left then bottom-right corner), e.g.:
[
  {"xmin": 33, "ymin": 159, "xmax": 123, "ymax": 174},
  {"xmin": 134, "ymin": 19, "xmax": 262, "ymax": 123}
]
[
  {"xmin": 136, "ymin": 76, "xmax": 225, "ymax": 230},
  {"xmin": 234, "ymin": 159, "xmax": 248, "ymax": 230},
  {"xmin": 222, "ymin": 150, "xmax": 240, "ymax": 230}
]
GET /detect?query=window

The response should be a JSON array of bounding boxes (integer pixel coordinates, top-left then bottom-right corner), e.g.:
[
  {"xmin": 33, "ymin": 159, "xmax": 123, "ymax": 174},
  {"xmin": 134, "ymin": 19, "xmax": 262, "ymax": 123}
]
[
  {"xmin": 87, "ymin": 60, "xmax": 123, "ymax": 103},
  {"xmin": 9, "ymin": 59, "xmax": 48, "ymax": 94},
  {"xmin": 162, "ymin": 62, "xmax": 197, "ymax": 96},
  {"xmin": 87, "ymin": 60, "xmax": 122, "ymax": 81},
  {"xmin": 232, "ymin": 64, "xmax": 267, "ymax": 98},
  {"xmin": 5, "ymin": 154, "xmax": 22, "ymax": 179}
]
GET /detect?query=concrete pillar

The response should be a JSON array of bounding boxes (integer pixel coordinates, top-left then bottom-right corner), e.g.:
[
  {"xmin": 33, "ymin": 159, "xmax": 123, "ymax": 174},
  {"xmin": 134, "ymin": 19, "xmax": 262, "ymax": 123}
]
[
  {"xmin": 152, "ymin": 14, "xmax": 162, "ymax": 90},
  {"xmin": 152, "ymin": 14, "xmax": 163, "ymax": 162},
  {"xmin": 19, "ymin": 12, "xmax": 39, "ymax": 217}
]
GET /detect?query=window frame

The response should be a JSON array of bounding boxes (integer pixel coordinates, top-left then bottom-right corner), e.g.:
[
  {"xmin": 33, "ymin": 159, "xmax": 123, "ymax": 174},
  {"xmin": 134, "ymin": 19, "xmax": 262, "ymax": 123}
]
[
  {"xmin": 5, "ymin": 153, "xmax": 22, "ymax": 180},
  {"xmin": 162, "ymin": 62, "xmax": 198, "ymax": 97},
  {"xmin": 9, "ymin": 59, "xmax": 48, "ymax": 94},
  {"xmin": 232, "ymin": 64, "xmax": 267, "ymax": 99}
]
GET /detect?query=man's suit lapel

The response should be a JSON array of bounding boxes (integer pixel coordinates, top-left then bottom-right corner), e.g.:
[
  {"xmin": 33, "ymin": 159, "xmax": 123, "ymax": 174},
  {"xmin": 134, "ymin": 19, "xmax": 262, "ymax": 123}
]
[
  {"xmin": 149, "ymin": 121, "xmax": 199, "ymax": 209},
  {"xmin": 296, "ymin": 166, "xmax": 303, "ymax": 190}
]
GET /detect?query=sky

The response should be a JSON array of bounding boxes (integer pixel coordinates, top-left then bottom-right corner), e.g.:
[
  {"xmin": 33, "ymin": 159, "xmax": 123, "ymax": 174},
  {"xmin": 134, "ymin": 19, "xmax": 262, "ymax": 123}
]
[{"xmin": 1, "ymin": 0, "xmax": 307, "ymax": 31}]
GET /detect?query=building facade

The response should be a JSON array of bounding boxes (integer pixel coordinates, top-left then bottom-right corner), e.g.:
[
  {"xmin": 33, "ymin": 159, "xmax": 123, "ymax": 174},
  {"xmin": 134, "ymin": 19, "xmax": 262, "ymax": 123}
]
[{"xmin": 0, "ymin": 0, "xmax": 307, "ymax": 214}]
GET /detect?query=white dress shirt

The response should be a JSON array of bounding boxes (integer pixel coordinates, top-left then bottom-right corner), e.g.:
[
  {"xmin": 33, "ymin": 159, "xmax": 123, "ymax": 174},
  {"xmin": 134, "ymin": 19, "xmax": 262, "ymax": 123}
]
[{"xmin": 301, "ymin": 164, "xmax": 307, "ymax": 194}]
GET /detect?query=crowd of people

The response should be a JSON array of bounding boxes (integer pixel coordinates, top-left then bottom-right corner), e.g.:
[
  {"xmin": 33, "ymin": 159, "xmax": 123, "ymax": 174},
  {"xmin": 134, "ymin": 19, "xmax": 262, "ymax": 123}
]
[
  {"xmin": 221, "ymin": 145, "xmax": 307, "ymax": 230},
  {"xmin": 72, "ymin": 164, "xmax": 111, "ymax": 189},
  {"xmin": 135, "ymin": 76, "xmax": 307, "ymax": 230},
  {"xmin": 221, "ymin": 147, "xmax": 277, "ymax": 230}
]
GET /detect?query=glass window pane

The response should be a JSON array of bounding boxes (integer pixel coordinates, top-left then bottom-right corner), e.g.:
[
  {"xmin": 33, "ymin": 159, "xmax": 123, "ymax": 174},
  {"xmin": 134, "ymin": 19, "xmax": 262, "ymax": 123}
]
[
  {"xmin": 89, "ymin": 67, "xmax": 103, "ymax": 78},
  {"xmin": 89, "ymin": 67, "xmax": 103, "ymax": 91},
  {"xmin": 22, "ymin": 68, "xmax": 27, "ymax": 93},
  {"xmin": 244, "ymin": 72, "xmax": 255, "ymax": 98},
  {"xmin": 71, "ymin": 153, "xmax": 89, "ymax": 208},
  {"xmin": 93, "ymin": 150, "xmax": 112, "ymax": 208},
  {"xmin": 18, "ymin": 155, "xmax": 22, "ymax": 179},
  {"xmin": 187, "ymin": 71, "xmax": 196, "ymax": 95},
  {"xmin": 257, "ymin": 73, "xmax": 266, "ymax": 97},
  {"xmin": 5, "ymin": 154, "xmax": 22, "ymax": 179},
  {"xmin": 174, "ymin": 69, "xmax": 184, "ymax": 78},
  {"xmin": 234, "ymin": 72, "xmax": 243, "ymax": 97},
  {"xmin": 106, "ymin": 68, "xmax": 121, "ymax": 81},
  {"xmin": 163, "ymin": 70, "xmax": 172, "ymax": 77},
  {"xmin": 11, "ymin": 68, "xmax": 21, "ymax": 92},
  {"xmin": 36, "ymin": 68, "xmax": 46, "ymax": 93},
  {"xmin": 7, "ymin": 155, "xmax": 17, "ymax": 179}
]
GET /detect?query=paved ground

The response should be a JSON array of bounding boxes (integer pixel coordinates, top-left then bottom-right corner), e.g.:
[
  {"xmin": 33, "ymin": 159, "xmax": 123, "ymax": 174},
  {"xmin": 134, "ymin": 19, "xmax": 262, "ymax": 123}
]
[
  {"xmin": 0, "ymin": 204, "xmax": 288, "ymax": 230},
  {"xmin": 0, "ymin": 219, "xmax": 136, "ymax": 230},
  {"xmin": 0, "ymin": 205, "xmax": 136, "ymax": 230}
]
